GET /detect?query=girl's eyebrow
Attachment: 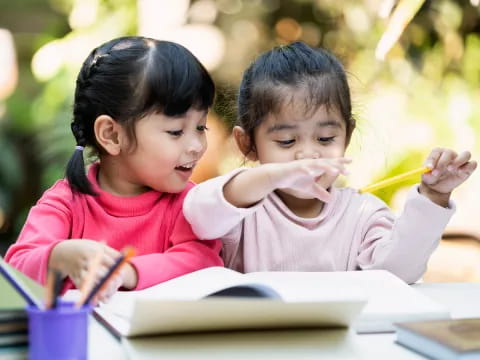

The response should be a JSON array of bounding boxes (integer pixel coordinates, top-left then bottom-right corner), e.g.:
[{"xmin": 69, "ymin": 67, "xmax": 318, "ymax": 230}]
[
  {"xmin": 266, "ymin": 123, "xmax": 297, "ymax": 133},
  {"xmin": 267, "ymin": 119, "xmax": 343, "ymax": 133},
  {"xmin": 171, "ymin": 109, "xmax": 208, "ymax": 119},
  {"xmin": 317, "ymin": 120, "xmax": 344, "ymax": 128}
]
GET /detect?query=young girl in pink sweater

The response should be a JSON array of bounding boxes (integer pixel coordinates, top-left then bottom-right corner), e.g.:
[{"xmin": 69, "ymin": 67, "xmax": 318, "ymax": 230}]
[
  {"xmin": 183, "ymin": 42, "xmax": 476, "ymax": 283},
  {"xmin": 5, "ymin": 36, "xmax": 222, "ymax": 300}
]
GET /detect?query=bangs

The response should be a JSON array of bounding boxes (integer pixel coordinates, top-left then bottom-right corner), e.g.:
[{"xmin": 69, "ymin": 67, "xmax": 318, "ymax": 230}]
[
  {"xmin": 250, "ymin": 73, "xmax": 351, "ymax": 122},
  {"xmin": 134, "ymin": 42, "xmax": 215, "ymax": 118}
]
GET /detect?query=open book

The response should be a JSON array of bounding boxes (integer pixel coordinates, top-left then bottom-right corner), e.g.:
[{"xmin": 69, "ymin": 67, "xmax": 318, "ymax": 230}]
[{"xmin": 89, "ymin": 267, "xmax": 449, "ymax": 337}]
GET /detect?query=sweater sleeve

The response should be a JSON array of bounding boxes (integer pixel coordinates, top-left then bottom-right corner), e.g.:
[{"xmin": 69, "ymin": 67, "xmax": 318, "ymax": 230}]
[
  {"xmin": 183, "ymin": 168, "xmax": 265, "ymax": 241},
  {"xmin": 356, "ymin": 185, "xmax": 455, "ymax": 284},
  {"xmin": 4, "ymin": 181, "xmax": 73, "ymax": 285},
  {"xmin": 128, "ymin": 210, "xmax": 223, "ymax": 290}
]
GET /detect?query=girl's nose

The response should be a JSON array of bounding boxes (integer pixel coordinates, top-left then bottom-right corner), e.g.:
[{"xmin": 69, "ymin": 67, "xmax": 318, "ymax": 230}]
[
  {"xmin": 188, "ymin": 135, "xmax": 205, "ymax": 154},
  {"xmin": 295, "ymin": 150, "xmax": 320, "ymax": 160}
]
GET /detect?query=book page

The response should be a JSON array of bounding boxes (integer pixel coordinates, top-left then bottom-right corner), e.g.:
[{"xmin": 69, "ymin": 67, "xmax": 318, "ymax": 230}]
[
  {"xmin": 126, "ymin": 298, "xmax": 365, "ymax": 336},
  {"xmin": 99, "ymin": 267, "xmax": 246, "ymax": 317},
  {"xmin": 243, "ymin": 270, "xmax": 450, "ymax": 332},
  {"xmin": 243, "ymin": 271, "xmax": 367, "ymax": 302}
]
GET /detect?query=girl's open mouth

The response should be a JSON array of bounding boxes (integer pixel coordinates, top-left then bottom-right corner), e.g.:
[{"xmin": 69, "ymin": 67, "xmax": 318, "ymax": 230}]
[{"xmin": 175, "ymin": 163, "xmax": 195, "ymax": 172}]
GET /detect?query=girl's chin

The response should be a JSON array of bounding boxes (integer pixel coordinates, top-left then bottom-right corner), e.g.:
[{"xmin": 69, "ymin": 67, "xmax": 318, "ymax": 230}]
[
  {"xmin": 278, "ymin": 181, "xmax": 334, "ymax": 200},
  {"xmin": 277, "ymin": 188, "xmax": 325, "ymax": 200}
]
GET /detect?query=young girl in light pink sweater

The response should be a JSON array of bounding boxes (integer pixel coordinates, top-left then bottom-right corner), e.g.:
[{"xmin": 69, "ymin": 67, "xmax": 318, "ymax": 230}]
[{"xmin": 183, "ymin": 42, "xmax": 477, "ymax": 283}]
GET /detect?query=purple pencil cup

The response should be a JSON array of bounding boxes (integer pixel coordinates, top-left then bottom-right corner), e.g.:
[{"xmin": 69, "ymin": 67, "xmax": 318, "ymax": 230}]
[{"xmin": 27, "ymin": 301, "xmax": 91, "ymax": 360}]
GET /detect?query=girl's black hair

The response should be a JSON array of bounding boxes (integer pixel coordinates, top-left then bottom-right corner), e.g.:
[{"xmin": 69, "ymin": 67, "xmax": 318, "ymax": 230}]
[
  {"xmin": 237, "ymin": 41, "xmax": 355, "ymax": 155},
  {"xmin": 66, "ymin": 36, "xmax": 215, "ymax": 195}
]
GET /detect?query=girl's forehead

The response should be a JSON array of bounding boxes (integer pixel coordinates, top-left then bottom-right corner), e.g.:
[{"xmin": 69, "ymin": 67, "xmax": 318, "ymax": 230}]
[
  {"xmin": 267, "ymin": 102, "xmax": 344, "ymax": 125},
  {"xmin": 257, "ymin": 107, "xmax": 345, "ymax": 137}
]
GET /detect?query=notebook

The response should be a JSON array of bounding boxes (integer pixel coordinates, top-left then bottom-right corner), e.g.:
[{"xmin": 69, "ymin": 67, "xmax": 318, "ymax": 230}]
[
  {"xmin": 87, "ymin": 267, "xmax": 449, "ymax": 337},
  {"xmin": 0, "ymin": 257, "xmax": 44, "ymax": 311}
]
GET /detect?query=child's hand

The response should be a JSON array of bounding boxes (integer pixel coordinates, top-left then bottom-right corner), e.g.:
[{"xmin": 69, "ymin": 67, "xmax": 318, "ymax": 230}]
[
  {"xmin": 94, "ymin": 263, "xmax": 138, "ymax": 304},
  {"xmin": 420, "ymin": 148, "xmax": 477, "ymax": 206},
  {"xmin": 49, "ymin": 239, "xmax": 120, "ymax": 292},
  {"xmin": 266, "ymin": 158, "xmax": 350, "ymax": 202}
]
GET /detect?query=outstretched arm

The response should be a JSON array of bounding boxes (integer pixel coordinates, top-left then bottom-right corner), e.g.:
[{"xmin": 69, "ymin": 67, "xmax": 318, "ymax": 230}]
[
  {"xmin": 184, "ymin": 158, "xmax": 349, "ymax": 241},
  {"xmin": 224, "ymin": 158, "xmax": 350, "ymax": 208}
]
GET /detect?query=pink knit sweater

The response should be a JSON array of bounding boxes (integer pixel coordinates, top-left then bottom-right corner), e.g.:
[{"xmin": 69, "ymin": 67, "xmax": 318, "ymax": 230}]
[{"xmin": 5, "ymin": 163, "xmax": 223, "ymax": 290}]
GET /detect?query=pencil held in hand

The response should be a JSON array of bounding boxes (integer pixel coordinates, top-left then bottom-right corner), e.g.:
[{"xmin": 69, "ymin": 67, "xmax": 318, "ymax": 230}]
[
  {"xmin": 80, "ymin": 247, "xmax": 136, "ymax": 307},
  {"xmin": 359, "ymin": 166, "xmax": 431, "ymax": 194},
  {"xmin": 45, "ymin": 268, "xmax": 63, "ymax": 309},
  {"xmin": 75, "ymin": 247, "xmax": 105, "ymax": 308}
]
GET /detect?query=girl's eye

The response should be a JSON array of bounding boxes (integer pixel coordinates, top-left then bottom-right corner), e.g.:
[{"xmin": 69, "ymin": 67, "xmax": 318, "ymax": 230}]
[
  {"xmin": 318, "ymin": 137, "xmax": 335, "ymax": 144},
  {"xmin": 167, "ymin": 130, "xmax": 184, "ymax": 137},
  {"xmin": 197, "ymin": 125, "xmax": 209, "ymax": 132},
  {"xmin": 275, "ymin": 139, "xmax": 295, "ymax": 147}
]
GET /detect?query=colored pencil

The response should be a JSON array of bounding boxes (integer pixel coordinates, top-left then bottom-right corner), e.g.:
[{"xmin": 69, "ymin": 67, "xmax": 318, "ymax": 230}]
[
  {"xmin": 44, "ymin": 269, "xmax": 55, "ymax": 309},
  {"xmin": 50, "ymin": 269, "xmax": 63, "ymax": 309},
  {"xmin": 75, "ymin": 247, "xmax": 105, "ymax": 308},
  {"xmin": 359, "ymin": 166, "xmax": 431, "ymax": 193},
  {"xmin": 81, "ymin": 247, "xmax": 135, "ymax": 306}
]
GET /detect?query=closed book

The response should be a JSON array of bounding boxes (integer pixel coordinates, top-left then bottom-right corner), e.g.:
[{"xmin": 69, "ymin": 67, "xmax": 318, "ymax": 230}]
[
  {"xmin": 0, "ymin": 258, "xmax": 43, "ymax": 349},
  {"xmin": 395, "ymin": 318, "xmax": 480, "ymax": 360},
  {"xmin": 0, "ymin": 332, "xmax": 28, "ymax": 347}
]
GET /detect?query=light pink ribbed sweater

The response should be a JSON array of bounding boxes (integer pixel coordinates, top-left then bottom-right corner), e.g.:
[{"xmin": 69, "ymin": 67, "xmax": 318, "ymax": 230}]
[{"xmin": 184, "ymin": 168, "xmax": 455, "ymax": 284}]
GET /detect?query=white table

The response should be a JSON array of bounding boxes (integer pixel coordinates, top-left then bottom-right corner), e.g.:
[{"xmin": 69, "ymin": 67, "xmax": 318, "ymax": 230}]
[{"xmin": 88, "ymin": 282, "xmax": 480, "ymax": 360}]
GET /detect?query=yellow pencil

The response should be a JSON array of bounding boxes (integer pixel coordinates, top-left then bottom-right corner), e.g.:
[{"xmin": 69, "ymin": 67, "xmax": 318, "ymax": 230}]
[{"xmin": 359, "ymin": 166, "xmax": 431, "ymax": 193}]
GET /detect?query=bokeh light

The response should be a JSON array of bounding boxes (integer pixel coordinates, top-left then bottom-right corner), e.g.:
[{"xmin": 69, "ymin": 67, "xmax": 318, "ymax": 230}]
[
  {"xmin": 275, "ymin": 18, "xmax": 302, "ymax": 43},
  {"xmin": 0, "ymin": 29, "xmax": 18, "ymax": 101}
]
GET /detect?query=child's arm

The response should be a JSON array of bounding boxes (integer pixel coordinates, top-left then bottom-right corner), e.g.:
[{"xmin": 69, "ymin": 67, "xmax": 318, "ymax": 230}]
[
  {"xmin": 183, "ymin": 158, "xmax": 349, "ymax": 242},
  {"xmin": 183, "ymin": 169, "xmax": 264, "ymax": 241},
  {"xmin": 356, "ymin": 190, "xmax": 454, "ymax": 283},
  {"xmin": 4, "ymin": 183, "xmax": 128, "ymax": 301},
  {"xmin": 224, "ymin": 158, "xmax": 350, "ymax": 208},
  {"xmin": 4, "ymin": 183, "xmax": 74, "ymax": 286},
  {"xmin": 356, "ymin": 149, "xmax": 476, "ymax": 283},
  {"xmin": 420, "ymin": 148, "xmax": 477, "ymax": 206}
]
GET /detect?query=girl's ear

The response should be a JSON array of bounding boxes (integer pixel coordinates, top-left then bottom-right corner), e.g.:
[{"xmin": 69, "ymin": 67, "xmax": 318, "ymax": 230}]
[
  {"xmin": 94, "ymin": 115, "xmax": 124, "ymax": 156},
  {"xmin": 233, "ymin": 126, "xmax": 257, "ymax": 162}
]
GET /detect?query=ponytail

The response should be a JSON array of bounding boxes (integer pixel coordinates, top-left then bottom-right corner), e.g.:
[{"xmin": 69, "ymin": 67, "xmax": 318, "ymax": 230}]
[{"xmin": 65, "ymin": 123, "xmax": 96, "ymax": 195}]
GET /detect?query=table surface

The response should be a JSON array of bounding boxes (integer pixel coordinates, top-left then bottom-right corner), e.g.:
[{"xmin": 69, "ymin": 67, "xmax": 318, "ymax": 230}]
[{"xmin": 87, "ymin": 282, "xmax": 480, "ymax": 360}]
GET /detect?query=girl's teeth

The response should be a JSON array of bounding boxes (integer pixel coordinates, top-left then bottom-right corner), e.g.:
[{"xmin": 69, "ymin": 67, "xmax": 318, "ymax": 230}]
[{"xmin": 176, "ymin": 163, "xmax": 194, "ymax": 170}]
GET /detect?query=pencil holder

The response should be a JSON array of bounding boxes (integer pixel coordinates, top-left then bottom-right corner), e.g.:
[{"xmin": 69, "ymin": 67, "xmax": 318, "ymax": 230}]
[{"xmin": 27, "ymin": 301, "xmax": 91, "ymax": 360}]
